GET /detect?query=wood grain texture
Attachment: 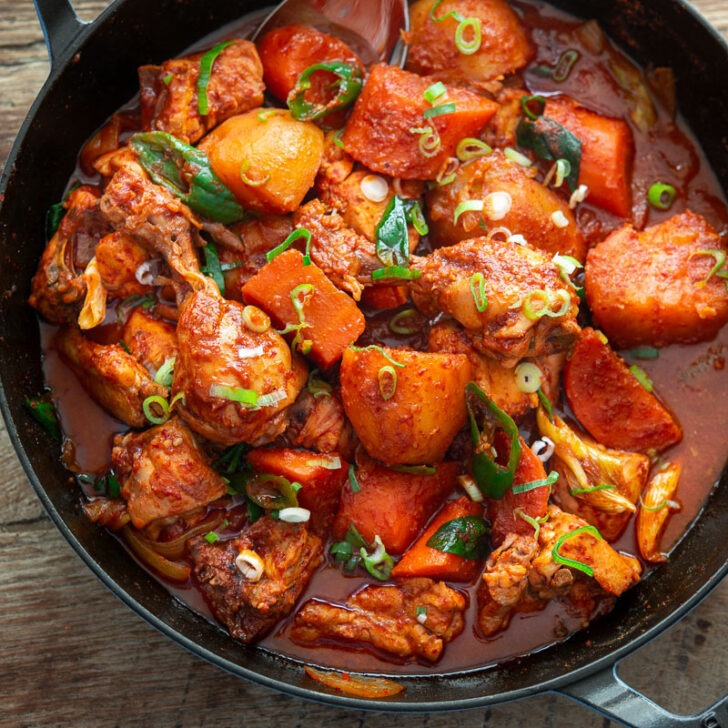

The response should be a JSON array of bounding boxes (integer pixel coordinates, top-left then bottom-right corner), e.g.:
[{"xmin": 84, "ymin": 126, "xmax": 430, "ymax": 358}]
[{"xmin": 0, "ymin": 2, "xmax": 726, "ymax": 727}]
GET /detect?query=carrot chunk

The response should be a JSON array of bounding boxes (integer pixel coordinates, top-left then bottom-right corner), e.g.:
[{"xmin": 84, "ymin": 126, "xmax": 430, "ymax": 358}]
[
  {"xmin": 545, "ymin": 96, "xmax": 633, "ymax": 218},
  {"xmin": 342, "ymin": 64, "xmax": 498, "ymax": 180},
  {"xmin": 392, "ymin": 497, "xmax": 484, "ymax": 581},
  {"xmin": 242, "ymin": 249, "xmax": 366, "ymax": 368},
  {"xmin": 564, "ymin": 328, "xmax": 682, "ymax": 452},
  {"xmin": 333, "ymin": 461, "xmax": 458, "ymax": 554},
  {"xmin": 247, "ymin": 447, "xmax": 347, "ymax": 533},
  {"xmin": 488, "ymin": 434, "xmax": 551, "ymax": 547}
]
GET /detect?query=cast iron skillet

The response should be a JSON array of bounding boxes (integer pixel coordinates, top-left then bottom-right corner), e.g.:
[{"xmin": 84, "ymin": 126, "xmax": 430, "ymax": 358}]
[{"xmin": 1, "ymin": 0, "xmax": 726, "ymax": 724}]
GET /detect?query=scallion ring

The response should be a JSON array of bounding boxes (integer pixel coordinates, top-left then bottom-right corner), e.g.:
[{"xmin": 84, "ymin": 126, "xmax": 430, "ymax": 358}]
[
  {"xmin": 454, "ymin": 17, "xmax": 482, "ymax": 55},
  {"xmin": 453, "ymin": 199, "xmax": 484, "ymax": 225},
  {"xmin": 519, "ymin": 95, "xmax": 546, "ymax": 121},
  {"xmin": 512, "ymin": 470, "xmax": 559, "ymax": 495},
  {"xmin": 239, "ymin": 159, "xmax": 270, "ymax": 187},
  {"xmin": 371, "ymin": 266, "xmax": 422, "ymax": 281},
  {"xmin": 469, "ymin": 272, "xmax": 488, "ymax": 312},
  {"xmin": 423, "ymin": 81, "xmax": 448, "ymax": 104},
  {"xmin": 629, "ymin": 364, "xmax": 654, "ymax": 392},
  {"xmin": 647, "ymin": 182, "xmax": 676, "ymax": 210},
  {"xmin": 154, "ymin": 356, "xmax": 176, "ymax": 388},
  {"xmin": 242, "ymin": 305, "xmax": 270, "ymax": 333},
  {"xmin": 515, "ymin": 362, "xmax": 542, "ymax": 393},
  {"xmin": 691, "ymin": 249, "xmax": 727, "ymax": 287},
  {"xmin": 504, "ymin": 146, "xmax": 532, "ymax": 167},
  {"xmin": 410, "ymin": 125, "xmax": 442, "ymax": 158},
  {"xmin": 552, "ymin": 49, "xmax": 580, "ymax": 82},
  {"xmin": 388, "ymin": 307, "xmax": 419, "ymax": 335},
  {"xmin": 569, "ymin": 484, "xmax": 617, "ymax": 496},
  {"xmin": 522, "ymin": 289, "xmax": 571, "ymax": 320},
  {"xmin": 197, "ymin": 41, "xmax": 233, "ymax": 116},
  {"xmin": 143, "ymin": 394, "xmax": 171, "ymax": 425},
  {"xmin": 349, "ymin": 344, "xmax": 406, "ymax": 369},
  {"xmin": 266, "ymin": 228, "xmax": 312, "ymax": 264},
  {"xmin": 456, "ymin": 137, "xmax": 492, "ymax": 161},
  {"xmin": 429, "ymin": 0, "xmax": 465, "ymax": 23},
  {"xmin": 377, "ymin": 365, "xmax": 398, "ymax": 400},
  {"xmin": 513, "ymin": 508, "xmax": 549, "ymax": 540}
]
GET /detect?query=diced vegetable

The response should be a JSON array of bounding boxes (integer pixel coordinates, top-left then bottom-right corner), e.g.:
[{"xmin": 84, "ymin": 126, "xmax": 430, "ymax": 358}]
[
  {"xmin": 341, "ymin": 64, "xmax": 498, "ymax": 180},
  {"xmin": 332, "ymin": 460, "xmax": 458, "ymax": 554},
  {"xmin": 242, "ymin": 249, "xmax": 366, "ymax": 369},
  {"xmin": 340, "ymin": 346, "xmax": 472, "ymax": 465},
  {"xmin": 392, "ymin": 497, "xmax": 484, "ymax": 581},
  {"xmin": 198, "ymin": 109, "xmax": 324, "ymax": 214},
  {"xmin": 564, "ymin": 328, "xmax": 682, "ymax": 452},
  {"xmin": 247, "ymin": 447, "xmax": 347, "ymax": 533}
]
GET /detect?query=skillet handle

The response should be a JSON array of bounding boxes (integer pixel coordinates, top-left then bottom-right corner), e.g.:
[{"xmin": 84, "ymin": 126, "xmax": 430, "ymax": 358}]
[
  {"xmin": 33, "ymin": 0, "xmax": 87, "ymax": 68},
  {"xmin": 557, "ymin": 663, "xmax": 728, "ymax": 728}
]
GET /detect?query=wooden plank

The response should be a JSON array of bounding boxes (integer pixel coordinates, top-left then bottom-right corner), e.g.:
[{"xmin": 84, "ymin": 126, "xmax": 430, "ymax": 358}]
[{"xmin": 0, "ymin": 1, "xmax": 726, "ymax": 726}]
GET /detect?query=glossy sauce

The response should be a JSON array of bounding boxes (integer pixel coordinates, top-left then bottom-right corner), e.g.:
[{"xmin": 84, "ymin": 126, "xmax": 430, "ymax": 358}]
[{"xmin": 39, "ymin": 0, "xmax": 728, "ymax": 675}]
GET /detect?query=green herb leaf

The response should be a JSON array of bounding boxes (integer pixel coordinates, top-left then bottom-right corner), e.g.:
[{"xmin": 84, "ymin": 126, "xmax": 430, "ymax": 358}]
[
  {"xmin": 516, "ymin": 115, "xmax": 582, "ymax": 191},
  {"xmin": 375, "ymin": 196, "xmax": 410, "ymax": 267},
  {"xmin": 426, "ymin": 515, "xmax": 490, "ymax": 559}
]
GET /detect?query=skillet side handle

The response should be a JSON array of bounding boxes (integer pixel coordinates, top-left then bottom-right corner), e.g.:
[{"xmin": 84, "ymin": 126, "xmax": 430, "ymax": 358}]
[
  {"xmin": 33, "ymin": 0, "xmax": 87, "ymax": 69},
  {"xmin": 557, "ymin": 663, "xmax": 728, "ymax": 728}
]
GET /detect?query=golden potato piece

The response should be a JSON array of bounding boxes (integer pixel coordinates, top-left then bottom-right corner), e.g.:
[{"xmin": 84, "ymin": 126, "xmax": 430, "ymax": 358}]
[
  {"xmin": 199, "ymin": 109, "xmax": 324, "ymax": 215},
  {"xmin": 339, "ymin": 345, "xmax": 471, "ymax": 465}
]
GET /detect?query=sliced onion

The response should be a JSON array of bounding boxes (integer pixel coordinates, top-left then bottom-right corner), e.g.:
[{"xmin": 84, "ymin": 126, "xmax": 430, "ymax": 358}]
[
  {"xmin": 458, "ymin": 474, "xmax": 484, "ymax": 502},
  {"xmin": 531, "ymin": 437, "xmax": 555, "ymax": 463},
  {"xmin": 278, "ymin": 507, "xmax": 311, "ymax": 523},
  {"xmin": 551, "ymin": 210, "xmax": 569, "ymax": 228},
  {"xmin": 483, "ymin": 191, "xmax": 512, "ymax": 221},
  {"xmin": 569, "ymin": 184, "xmax": 589, "ymax": 208}
]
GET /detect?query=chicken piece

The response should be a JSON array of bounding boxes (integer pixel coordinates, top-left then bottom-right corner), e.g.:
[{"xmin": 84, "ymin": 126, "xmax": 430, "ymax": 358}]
[
  {"xmin": 29, "ymin": 186, "xmax": 112, "ymax": 325},
  {"xmin": 111, "ymin": 416, "xmax": 227, "ymax": 529},
  {"xmin": 537, "ymin": 408, "xmax": 650, "ymax": 541},
  {"xmin": 477, "ymin": 533, "xmax": 538, "ymax": 636},
  {"xmin": 404, "ymin": 0, "xmax": 534, "ymax": 91},
  {"xmin": 534, "ymin": 505, "xmax": 642, "ymax": 597},
  {"xmin": 315, "ymin": 129, "xmax": 356, "ymax": 196},
  {"xmin": 95, "ymin": 232, "xmax": 156, "ymax": 298},
  {"xmin": 636, "ymin": 462, "xmax": 681, "ymax": 563},
  {"xmin": 291, "ymin": 578, "xmax": 466, "ymax": 662},
  {"xmin": 281, "ymin": 388, "xmax": 356, "ymax": 459},
  {"xmin": 293, "ymin": 199, "xmax": 380, "ymax": 300},
  {"xmin": 428, "ymin": 320, "xmax": 563, "ymax": 420},
  {"xmin": 483, "ymin": 87, "xmax": 529, "ymax": 150},
  {"xmin": 189, "ymin": 517, "xmax": 322, "ymax": 643},
  {"xmin": 173, "ymin": 290, "xmax": 307, "ymax": 446},
  {"xmin": 82, "ymin": 498, "xmax": 131, "ymax": 532},
  {"xmin": 56, "ymin": 326, "xmax": 167, "ymax": 427},
  {"xmin": 119, "ymin": 307, "xmax": 178, "ymax": 374},
  {"xmin": 585, "ymin": 211, "xmax": 728, "ymax": 347},
  {"xmin": 99, "ymin": 155, "xmax": 202, "ymax": 287},
  {"xmin": 410, "ymin": 236, "xmax": 581, "ymax": 366},
  {"xmin": 216, "ymin": 216, "xmax": 294, "ymax": 301},
  {"xmin": 427, "ymin": 150, "xmax": 586, "ymax": 261},
  {"xmin": 139, "ymin": 39, "xmax": 265, "ymax": 145}
]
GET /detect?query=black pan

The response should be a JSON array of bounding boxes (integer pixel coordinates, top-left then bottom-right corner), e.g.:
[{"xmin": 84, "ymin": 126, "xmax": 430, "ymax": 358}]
[{"xmin": 1, "ymin": 0, "xmax": 726, "ymax": 724}]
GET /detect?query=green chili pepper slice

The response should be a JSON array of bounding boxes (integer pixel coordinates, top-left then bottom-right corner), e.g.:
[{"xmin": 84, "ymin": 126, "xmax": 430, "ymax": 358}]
[{"xmin": 287, "ymin": 61, "xmax": 363, "ymax": 122}]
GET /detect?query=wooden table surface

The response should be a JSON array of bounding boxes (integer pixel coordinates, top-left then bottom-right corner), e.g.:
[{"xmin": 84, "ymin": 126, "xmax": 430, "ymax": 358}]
[{"xmin": 1, "ymin": 2, "xmax": 727, "ymax": 726}]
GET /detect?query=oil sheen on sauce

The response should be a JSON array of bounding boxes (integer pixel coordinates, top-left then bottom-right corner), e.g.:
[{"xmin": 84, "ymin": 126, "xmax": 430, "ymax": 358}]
[{"xmin": 39, "ymin": 0, "xmax": 728, "ymax": 675}]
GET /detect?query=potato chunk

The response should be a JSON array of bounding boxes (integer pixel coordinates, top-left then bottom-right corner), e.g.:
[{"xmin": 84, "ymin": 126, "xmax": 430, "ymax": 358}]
[
  {"xmin": 341, "ymin": 64, "xmax": 498, "ymax": 180},
  {"xmin": 404, "ymin": 0, "xmax": 534, "ymax": 88},
  {"xmin": 199, "ymin": 109, "xmax": 324, "ymax": 214},
  {"xmin": 585, "ymin": 211, "xmax": 728, "ymax": 347},
  {"xmin": 339, "ymin": 345, "xmax": 471, "ymax": 465},
  {"xmin": 427, "ymin": 149, "xmax": 586, "ymax": 260}
]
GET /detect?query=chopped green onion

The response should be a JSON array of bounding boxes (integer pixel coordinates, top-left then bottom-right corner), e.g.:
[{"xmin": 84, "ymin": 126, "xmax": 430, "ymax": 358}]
[
  {"xmin": 429, "ymin": 0, "xmax": 465, "ymax": 23},
  {"xmin": 239, "ymin": 159, "xmax": 270, "ymax": 187},
  {"xmin": 469, "ymin": 272, "xmax": 488, "ymax": 312},
  {"xmin": 371, "ymin": 266, "xmax": 422, "ymax": 281},
  {"xmin": 647, "ymin": 182, "xmax": 676, "ymax": 210},
  {"xmin": 349, "ymin": 344, "xmax": 406, "ymax": 368},
  {"xmin": 453, "ymin": 199, "xmax": 484, "ymax": 225},
  {"xmin": 424, "ymin": 102, "xmax": 456, "ymax": 120},
  {"xmin": 348, "ymin": 464, "xmax": 361, "ymax": 493},
  {"xmin": 519, "ymin": 95, "xmax": 546, "ymax": 121},
  {"xmin": 154, "ymin": 357, "xmax": 176, "ymax": 388},
  {"xmin": 552, "ymin": 49, "xmax": 580, "ymax": 82},
  {"xmin": 552, "ymin": 525, "xmax": 603, "ymax": 577},
  {"xmin": 552, "ymin": 253, "xmax": 583, "ymax": 282},
  {"xmin": 629, "ymin": 364, "xmax": 654, "ymax": 392},
  {"xmin": 377, "ymin": 365, "xmax": 398, "ymax": 400},
  {"xmin": 410, "ymin": 124, "xmax": 441, "ymax": 158},
  {"xmin": 405, "ymin": 199, "xmax": 429, "ymax": 236},
  {"xmin": 627, "ymin": 346, "xmax": 660, "ymax": 360},
  {"xmin": 288, "ymin": 61, "xmax": 363, "ymax": 121},
  {"xmin": 553, "ymin": 158, "xmax": 572, "ymax": 188},
  {"xmin": 257, "ymin": 108, "xmax": 278, "ymax": 122},
  {"xmin": 416, "ymin": 605, "xmax": 427, "ymax": 617},
  {"xmin": 204, "ymin": 531, "xmax": 220, "ymax": 544},
  {"xmin": 332, "ymin": 128, "xmax": 345, "ymax": 148},
  {"xmin": 143, "ymin": 394, "xmax": 171, "ymax": 425},
  {"xmin": 392, "ymin": 464, "xmax": 437, "ymax": 475},
  {"xmin": 515, "ymin": 362, "xmax": 542, "ymax": 393},
  {"xmin": 537, "ymin": 388, "xmax": 554, "ymax": 421},
  {"xmin": 266, "ymin": 228, "xmax": 312, "ymax": 263},
  {"xmin": 639, "ymin": 495, "xmax": 679, "ymax": 512},
  {"xmin": 209, "ymin": 385, "xmax": 259, "ymax": 406},
  {"xmin": 359, "ymin": 535, "xmax": 394, "ymax": 580},
  {"xmin": 522, "ymin": 289, "xmax": 571, "ymax": 320},
  {"xmin": 306, "ymin": 369, "xmax": 332, "ymax": 398},
  {"xmin": 197, "ymin": 41, "xmax": 233, "ymax": 116},
  {"xmin": 569, "ymin": 484, "xmax": 617, "ymax": 495},
  {"xmin": 426, "ymin": 515, "xmax": 489, "ymax": 559},
  {"xmin": 118, "ymin": 340, "xmax": 131, "ymax": 355},
  {"xmin": 512, "ymin": 470, "xmax": 559, "ymax": 494},
  {"xmin": 504, "ymin": 147, "xmax": 532, "ymax": 167},
  {"xmin": 424, "ymin": 81, "xmax": 448, "ymax": 104},
  {"xmin": 456, "ymin": 137, "xmax": 492, "ymax": 161},
  {"xmin": 691, "ymin": 249, "xmax": 727, "ymax": 287},
  {"xmin": 513, "ymin": 508, "xmax": 549, "ymax": 540},
  {"xmin": 454, "ymin": 17, "xmax": 482, "ymax": 55},
  {"xmin": 163, "ymin": 73, "xmax": 174, "ymax": 86},
  {"xmin": 389, "ymin": 307, "xmax": 419, "ymax": 335},
  {"xmin": 306, "ymin": 455, "xmax": 342, "ymax": 470}
]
